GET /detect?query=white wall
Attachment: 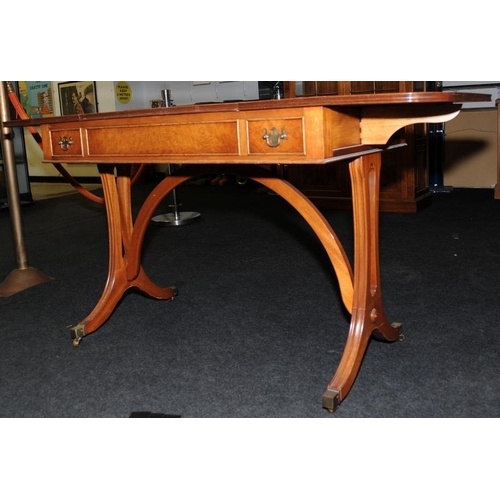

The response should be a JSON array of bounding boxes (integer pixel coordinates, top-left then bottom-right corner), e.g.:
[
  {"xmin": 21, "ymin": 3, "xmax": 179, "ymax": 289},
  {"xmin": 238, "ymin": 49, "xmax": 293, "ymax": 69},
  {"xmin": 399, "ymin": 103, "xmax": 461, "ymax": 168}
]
[
  {"xmin": 443, "ymin": 81, "xmax": 500, "ymax": 109},
  {"xmin": 443, "ymin": 108, "xmax": 498, "ymax": 188},
  {"xmin": 113, "ymin": 81, "xmax": 259, "ymax": 109},
  {"xmin": 443, "ymin": 81, "xmax": 500, "ymax": 87},
  {"xmin": 442, "ymin": 82, "xmax": 498, "ymax": 187}
]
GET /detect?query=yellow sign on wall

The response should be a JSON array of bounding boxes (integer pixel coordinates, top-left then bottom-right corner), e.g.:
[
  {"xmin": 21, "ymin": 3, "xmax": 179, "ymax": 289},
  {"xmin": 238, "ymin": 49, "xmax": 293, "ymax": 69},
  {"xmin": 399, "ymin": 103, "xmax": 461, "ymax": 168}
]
[{"xmin": 115, "ymin": 81, "xmax": 132, "ymax": 104}]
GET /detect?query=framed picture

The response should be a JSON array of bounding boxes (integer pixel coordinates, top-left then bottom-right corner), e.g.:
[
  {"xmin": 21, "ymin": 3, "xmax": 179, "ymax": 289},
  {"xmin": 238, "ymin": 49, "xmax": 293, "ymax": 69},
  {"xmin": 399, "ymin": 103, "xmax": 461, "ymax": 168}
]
[
  {"xmin": 18, "ymin": 81, "xmax": 54, "ymax": 118},
  {"xmin": 58, "ymin": 81, "xmax": 97, "ymax": 116}
]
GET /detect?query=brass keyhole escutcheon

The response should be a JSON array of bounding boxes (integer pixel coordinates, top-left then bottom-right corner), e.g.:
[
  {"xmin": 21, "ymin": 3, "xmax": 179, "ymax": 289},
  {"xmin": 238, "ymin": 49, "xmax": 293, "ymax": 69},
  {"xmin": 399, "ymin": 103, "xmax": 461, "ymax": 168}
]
[{"xmin": 58, "ymin": 136, "xmax": 74, "ymax": 151}]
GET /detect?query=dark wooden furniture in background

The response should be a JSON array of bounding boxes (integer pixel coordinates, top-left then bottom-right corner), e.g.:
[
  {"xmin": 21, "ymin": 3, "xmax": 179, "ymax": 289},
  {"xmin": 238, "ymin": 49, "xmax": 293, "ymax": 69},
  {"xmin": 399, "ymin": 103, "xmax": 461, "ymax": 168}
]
[{"xmin": 284, "ymin": 81, "xmax": 433, "ymax": 213}]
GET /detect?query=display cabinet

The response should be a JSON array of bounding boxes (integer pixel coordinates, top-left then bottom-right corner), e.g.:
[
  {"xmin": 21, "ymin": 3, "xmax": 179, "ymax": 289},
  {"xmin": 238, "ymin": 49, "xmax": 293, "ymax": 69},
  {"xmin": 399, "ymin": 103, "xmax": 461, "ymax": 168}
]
[{"xmin": 283, "ymin": 81, "xmax": 433, "ymax": 212}]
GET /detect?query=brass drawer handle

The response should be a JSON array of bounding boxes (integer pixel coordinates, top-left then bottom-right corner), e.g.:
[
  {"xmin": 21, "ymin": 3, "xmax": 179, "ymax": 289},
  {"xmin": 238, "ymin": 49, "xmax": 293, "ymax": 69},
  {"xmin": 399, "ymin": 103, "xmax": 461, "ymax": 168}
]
[
  {"xmin": 58, "ymin": 136, "xmax": 74, "ymax": 151},
  {"xmin": 263, "ymin": 127, "xmax": 287, "ymax": 147}
]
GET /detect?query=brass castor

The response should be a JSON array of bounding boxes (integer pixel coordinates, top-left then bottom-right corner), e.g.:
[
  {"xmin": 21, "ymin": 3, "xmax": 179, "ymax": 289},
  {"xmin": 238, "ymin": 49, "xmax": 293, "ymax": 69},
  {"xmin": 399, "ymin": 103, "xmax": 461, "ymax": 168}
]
[
  {"xmin": 322, "ymin": 389, "xmax": 340, "ymax": 413},
  {"xmin": 70, "ymin": 324, "xmax": 85, "ymax": 347}
]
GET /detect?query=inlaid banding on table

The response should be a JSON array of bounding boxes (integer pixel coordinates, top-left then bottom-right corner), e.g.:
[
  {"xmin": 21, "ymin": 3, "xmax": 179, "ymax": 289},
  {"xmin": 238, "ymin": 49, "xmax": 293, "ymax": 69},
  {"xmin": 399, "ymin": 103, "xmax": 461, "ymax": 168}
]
[{"xmin": 85, "ymin": 121, "xmax": 240, "ymax": 157}]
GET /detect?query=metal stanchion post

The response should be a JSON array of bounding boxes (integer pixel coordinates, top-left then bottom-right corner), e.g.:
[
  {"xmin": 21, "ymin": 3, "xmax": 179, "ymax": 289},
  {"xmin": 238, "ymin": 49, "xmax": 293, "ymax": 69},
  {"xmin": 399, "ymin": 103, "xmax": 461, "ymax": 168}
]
[
  {"xmin": 151, "ymin": 163, "xmax": 201, "ymax": 226},
  {"xmin": 0, "ymin": 81, "xmax": 53, "ymax": 296},
  {"xmin": 151, "ymin": 89, "xmax": 201, "ymax": 227}
]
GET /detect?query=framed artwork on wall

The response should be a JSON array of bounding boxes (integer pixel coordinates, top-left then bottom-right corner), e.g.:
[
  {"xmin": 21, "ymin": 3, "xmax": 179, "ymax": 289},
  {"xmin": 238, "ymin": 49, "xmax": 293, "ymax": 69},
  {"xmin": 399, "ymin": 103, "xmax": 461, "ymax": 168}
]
[
  {"xmin": 18, "ymin": 81, "xmax": 54, "ymax": 118},
  {"xmin": 58, "ymin": 81, "xmax": 97, "ymax": 116}
]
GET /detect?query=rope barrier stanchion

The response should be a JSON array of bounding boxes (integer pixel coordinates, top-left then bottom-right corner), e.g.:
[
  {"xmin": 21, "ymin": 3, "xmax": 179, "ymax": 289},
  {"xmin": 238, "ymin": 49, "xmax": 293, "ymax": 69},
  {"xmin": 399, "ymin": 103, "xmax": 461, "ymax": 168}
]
[
  {"xmin": 0, "ymin": 82, "xmax": 148, "ymax": 296},
  {"xmin": 0, "ymin": 81, "xmax": 53, "ymax": 297}
]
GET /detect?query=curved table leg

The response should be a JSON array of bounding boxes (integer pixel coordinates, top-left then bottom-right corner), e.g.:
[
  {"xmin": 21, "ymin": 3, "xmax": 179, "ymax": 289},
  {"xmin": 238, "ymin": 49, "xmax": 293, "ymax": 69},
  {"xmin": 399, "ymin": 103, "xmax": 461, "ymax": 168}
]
[
  {"xmin": 250, "ymin": 175, "xmax": 354, "ymax": 312},
  {"xmin": 73, "ymin": 160, "xmax": 400, "ymax": 413},
  {"xmin": 322, "ymin": 153, "xmax": 403, "ymax": 412},
  {"xmin": 70, "ymin": 165, "xmax": 177, "ymax": 346},
  {"xmin": 128, "ymin": 164, "xmax": 354, "ymax": 313}
]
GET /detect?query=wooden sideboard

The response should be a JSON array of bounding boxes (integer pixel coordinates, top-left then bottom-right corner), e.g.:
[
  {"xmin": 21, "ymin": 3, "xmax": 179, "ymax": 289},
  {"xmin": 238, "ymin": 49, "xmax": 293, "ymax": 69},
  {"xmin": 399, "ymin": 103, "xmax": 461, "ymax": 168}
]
[{"xmin": 283, "ymin": 81, "xmax": 434, "ymax": 213}]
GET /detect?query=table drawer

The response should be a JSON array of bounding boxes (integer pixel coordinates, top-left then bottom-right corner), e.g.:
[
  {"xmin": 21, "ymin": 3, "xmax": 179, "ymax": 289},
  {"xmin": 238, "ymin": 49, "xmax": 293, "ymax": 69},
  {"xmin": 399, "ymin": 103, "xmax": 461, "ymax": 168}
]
[
  {"xmin": 246, "ymin": 117, "xmax": 305, "ymax": 155},
  {"xmin": 48, "ymin": 128, "xmax": 84, "ymax": 158}
]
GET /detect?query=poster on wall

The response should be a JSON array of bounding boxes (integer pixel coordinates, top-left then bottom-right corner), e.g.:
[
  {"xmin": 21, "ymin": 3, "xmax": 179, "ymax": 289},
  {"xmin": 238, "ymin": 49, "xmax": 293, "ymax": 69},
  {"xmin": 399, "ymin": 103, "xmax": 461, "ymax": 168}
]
[
  {"xmin": 18, "ymin": 81, "xmax": 54, "ymax": 118},
  {"xmin": 58, "ymin": 81, "xmax": 97, "ymax": 116}
]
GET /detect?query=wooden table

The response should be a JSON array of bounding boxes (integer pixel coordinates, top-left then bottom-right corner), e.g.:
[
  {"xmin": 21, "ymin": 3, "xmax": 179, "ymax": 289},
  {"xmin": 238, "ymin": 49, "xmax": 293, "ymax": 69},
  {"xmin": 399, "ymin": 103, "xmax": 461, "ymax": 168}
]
[{"xmin": 8, "ymin": 92, "xmax": 488, "ymax": 412}]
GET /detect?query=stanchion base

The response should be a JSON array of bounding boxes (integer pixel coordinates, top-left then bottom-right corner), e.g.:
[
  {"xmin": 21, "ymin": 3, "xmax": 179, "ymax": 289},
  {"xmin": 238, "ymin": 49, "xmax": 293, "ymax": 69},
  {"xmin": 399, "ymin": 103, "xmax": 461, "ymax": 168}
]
[
  {"xmin": 151, "ymin": 211, "xmax": 201, "ymax": 226},
  {"xmin": 0, "ymin": 267, "xmax": 54, "ymax": 297}
]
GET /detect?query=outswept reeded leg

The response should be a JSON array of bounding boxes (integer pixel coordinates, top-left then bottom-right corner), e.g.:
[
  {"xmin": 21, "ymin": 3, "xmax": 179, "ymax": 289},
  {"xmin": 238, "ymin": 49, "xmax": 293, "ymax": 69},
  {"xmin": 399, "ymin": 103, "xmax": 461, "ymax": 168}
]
[
  {"xmin": 322, "ymin": 153, "xmax": 403, "ymax": 412},
  {"xmin": 71, "ymin": 160, "xmax": 400, "ymax": 412},
  {"xmin": 70, "ymin": 165, "xmax": 177, "ymax": 346}
]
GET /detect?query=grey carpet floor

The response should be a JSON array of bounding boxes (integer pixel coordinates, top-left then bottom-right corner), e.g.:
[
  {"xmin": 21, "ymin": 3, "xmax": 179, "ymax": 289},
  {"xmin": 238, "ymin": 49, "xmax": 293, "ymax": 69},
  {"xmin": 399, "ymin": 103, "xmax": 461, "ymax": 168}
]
[{"xmin": 1, "ymin": 180, "xmax": 500, "ymax": 417}]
